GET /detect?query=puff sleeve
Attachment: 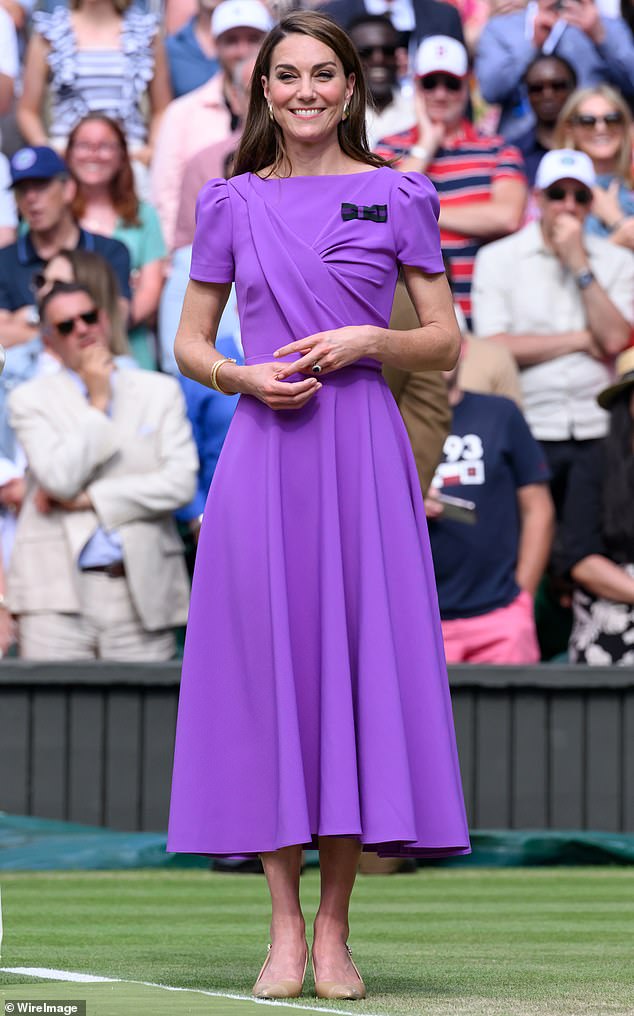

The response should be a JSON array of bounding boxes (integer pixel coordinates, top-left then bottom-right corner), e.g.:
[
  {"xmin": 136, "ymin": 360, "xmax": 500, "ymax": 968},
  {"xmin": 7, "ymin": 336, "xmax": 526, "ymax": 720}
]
[
  {"xmin": 391, "ymin": 172, "xmax": 445, "ymax": 274},
  {"xmin": 189, "ymin": 178, "xmax": 235, "ymax": 284}
]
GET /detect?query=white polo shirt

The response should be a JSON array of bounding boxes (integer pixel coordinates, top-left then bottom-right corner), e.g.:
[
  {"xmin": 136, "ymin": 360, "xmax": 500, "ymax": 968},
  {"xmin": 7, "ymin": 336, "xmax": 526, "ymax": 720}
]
[{"xmin": 472, "ymin": 220, "xmax": 634, "ymax": 442}]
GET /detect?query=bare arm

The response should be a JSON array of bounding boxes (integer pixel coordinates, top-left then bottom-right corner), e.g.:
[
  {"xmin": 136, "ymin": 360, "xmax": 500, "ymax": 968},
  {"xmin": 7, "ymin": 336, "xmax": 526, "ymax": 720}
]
[
  {"xmin": 0, "ymin": 72, "xmax": 13, "ymax": 118},
  {"xmin": 0, "ymin": 225, "xmax": 16, "ymax": 247},
  {"xmin": 129, "ymin": 260, "xmax": 165, "ymax": 329},
  {"xmin": 438, "ymin": 177, "xmax": 527, "ymax": 239},
  {"xmin": 515, "ymin": 483, "xmax": 554, "ymax": 595},
  {"xmin": 147, "ymin": 37, "xmax": 172, "ymax": 150},
  {"xmin": 175, "ymin": 278, "xmax": 326, "ymax": 412},
  {"xmin": 0, "ymin": 0, "xmax": 26, "ymax": 28},
  {"xmin": 0, "ymin": 308, "xmax": 41, "ymax": 349},
  {"xmin": 16, "ymin": 33, "xmax": 50, "ymax": 145},
  {"xmin": 486, "ymin": 329, "xmax": 594, "ymax": 367},
  {"xmin": 577, "ymin": 276, "xmax": 631, "ymax": 357},
  {"xmin": 571, "ymin": 555, "xmax": 634, "ymax": 604},
  {"xmin": 272, "ymin": 269, "xmax": 461, "ymax": 382},
  {"xmin": 551, "ymin": 213, "xmax": 631, "ymax": 356}
]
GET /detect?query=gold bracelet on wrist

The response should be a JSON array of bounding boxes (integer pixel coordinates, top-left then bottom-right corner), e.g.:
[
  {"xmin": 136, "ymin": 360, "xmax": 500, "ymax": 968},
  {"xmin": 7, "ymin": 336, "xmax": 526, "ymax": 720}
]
[{"xmin": 210, "ymin": 357, "xmax": 237, "ymax": 394}]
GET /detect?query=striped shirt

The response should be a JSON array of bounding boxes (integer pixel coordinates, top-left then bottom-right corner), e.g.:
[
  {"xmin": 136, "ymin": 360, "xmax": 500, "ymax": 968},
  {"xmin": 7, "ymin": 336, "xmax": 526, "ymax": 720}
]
[
  {"xmin": 376, "ymin": 121, "xmax": 526, "ymax": 323},
  {"xmin": 34, "ymin": 6, "xmax": 158, "ymax": 149}
]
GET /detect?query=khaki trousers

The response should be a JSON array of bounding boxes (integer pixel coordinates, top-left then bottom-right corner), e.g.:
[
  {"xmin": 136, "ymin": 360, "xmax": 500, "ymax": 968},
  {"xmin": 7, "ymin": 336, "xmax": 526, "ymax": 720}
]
[{"xmin": 18, "ymin": 571, "xmax": 175, "ymax": 661}]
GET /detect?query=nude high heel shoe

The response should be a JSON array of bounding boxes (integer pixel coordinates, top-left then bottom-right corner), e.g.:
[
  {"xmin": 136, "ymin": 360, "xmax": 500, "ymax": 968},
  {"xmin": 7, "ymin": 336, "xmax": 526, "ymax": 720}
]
[
  {"xmin": 312, "ymin": 944, "xmax": 366, "ymax": 1000},
  {"xmin": 252, "ymin": 943, "xmax": 308, "ymax": 999}
]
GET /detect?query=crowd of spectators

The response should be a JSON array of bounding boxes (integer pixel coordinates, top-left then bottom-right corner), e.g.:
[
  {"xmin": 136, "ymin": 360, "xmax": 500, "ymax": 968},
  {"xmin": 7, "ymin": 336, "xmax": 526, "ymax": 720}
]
[{"xmin": 0, "ymin": 0, "xmax": 633, "ymax": 665}]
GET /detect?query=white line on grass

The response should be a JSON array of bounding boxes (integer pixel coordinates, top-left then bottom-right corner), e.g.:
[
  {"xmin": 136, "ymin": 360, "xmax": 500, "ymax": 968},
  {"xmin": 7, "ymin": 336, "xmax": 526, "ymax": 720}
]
[{"xmin": 0, "ymin": 967, "xmax": 385, "ymax": 1016}]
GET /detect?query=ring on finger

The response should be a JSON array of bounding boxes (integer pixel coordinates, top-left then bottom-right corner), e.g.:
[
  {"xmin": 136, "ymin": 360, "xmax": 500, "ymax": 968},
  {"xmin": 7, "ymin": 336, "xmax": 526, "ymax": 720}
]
[{"xmin": 311, "ymin": 362, "xmax": 322, "ymax": 374}]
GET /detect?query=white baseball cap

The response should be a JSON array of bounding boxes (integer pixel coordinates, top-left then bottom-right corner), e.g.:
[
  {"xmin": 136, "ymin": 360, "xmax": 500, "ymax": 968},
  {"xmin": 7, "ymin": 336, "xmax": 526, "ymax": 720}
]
[
  {"xmin": 415, "ymin": 35, "xmax": 468, "ymax": 79},
  {"xmin": 211, "ymin": 0, "xmax": 273, "ymax": 39},
  {"xmin": 535, "ymin": 149, "xmax": 596, "ymax": 191}
]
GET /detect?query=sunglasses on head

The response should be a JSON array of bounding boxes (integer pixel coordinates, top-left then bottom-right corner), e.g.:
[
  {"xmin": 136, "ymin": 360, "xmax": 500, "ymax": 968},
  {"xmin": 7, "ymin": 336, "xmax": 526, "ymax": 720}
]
[
  {"xmin": 544, "ymin": 185, "xmax": 593, "ymax": 205},
  {"xmin": 419, "ymin": 73, "xmax": 462, "ymax": 92},
  {"xmin": 527, "ymin": 79, "xmax": 571, "ymax": 95},
  {"xmin": 53, "ymin": 309, "xmax": 99, "ymax": 335},
  {"xmin": 571, "ymin": 111, "xmax": 624, "ymax": 128},
  {"xmin": 357, "ymin": 44, "xmax": 397, "ymax": 59}
]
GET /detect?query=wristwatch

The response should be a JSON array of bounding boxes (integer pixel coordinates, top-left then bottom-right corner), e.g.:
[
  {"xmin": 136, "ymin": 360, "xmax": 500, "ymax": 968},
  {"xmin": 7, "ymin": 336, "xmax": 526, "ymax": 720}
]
[{"xmin": 575, "ymin": 268, "xmax": 595, "ymax": 291}]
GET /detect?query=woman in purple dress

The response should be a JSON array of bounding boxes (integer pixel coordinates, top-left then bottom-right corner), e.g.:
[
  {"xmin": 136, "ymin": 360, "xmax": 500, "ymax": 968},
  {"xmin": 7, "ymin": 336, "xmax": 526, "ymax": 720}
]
[{"xmin": 168, "ymin": 10, "xmax": 470, "ymax": 1002}]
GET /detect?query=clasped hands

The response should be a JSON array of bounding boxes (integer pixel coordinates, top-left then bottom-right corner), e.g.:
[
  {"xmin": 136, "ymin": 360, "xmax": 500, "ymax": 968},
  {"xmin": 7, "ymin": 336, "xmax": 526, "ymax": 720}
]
[
  {"xmin": 241, "ymin": 325, "xmax": 374, "ymax": 411},
  {"xmin": 534, "ymin": 0, "xmax": 604, "ymax": 48}
]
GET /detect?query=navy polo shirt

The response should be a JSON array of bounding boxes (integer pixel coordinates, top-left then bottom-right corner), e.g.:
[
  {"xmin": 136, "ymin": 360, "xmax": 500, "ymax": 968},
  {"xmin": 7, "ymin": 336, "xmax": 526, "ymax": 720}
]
[
  {"xmin": 0, "ymin": 228, "xmax": 131, "ymax": 311},
  {"xmin": 428, "ymin": 392, "xmax": 550, "ymax": 620},
  {"xmin": 165, "ymin": 17, "xmax": 220, "ymax": 99}
]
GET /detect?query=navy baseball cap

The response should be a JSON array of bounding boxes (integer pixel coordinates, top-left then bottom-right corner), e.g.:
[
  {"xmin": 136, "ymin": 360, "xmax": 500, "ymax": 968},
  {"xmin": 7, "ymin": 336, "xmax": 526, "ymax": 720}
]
[{"xmin": 9, "ymin": 146, "xmax": 68, "ymax": 187}]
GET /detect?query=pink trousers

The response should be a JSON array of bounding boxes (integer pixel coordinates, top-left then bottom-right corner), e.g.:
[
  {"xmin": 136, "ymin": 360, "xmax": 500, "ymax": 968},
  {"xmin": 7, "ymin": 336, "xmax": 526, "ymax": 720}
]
[{"xmin": 441, "ymin": 589, "xmax": 540, "ymax": 665}]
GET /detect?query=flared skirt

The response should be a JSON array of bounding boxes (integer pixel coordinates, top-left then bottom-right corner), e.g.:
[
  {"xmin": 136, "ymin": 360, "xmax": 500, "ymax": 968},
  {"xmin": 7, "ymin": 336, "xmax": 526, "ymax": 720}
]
[{"xmin": 167, "ymin": 366, "xmax": 470, "ymax": 858}]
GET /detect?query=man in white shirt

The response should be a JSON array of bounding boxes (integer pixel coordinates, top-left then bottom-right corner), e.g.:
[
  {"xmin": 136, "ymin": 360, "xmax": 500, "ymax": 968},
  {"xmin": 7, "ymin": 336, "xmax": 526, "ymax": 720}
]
[{"xmin": 472, "ymin": 148, "xmax": 634, "ymax": 517}]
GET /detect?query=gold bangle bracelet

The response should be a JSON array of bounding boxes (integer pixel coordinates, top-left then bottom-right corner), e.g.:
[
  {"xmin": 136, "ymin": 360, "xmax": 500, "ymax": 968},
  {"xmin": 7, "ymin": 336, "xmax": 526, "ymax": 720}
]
[{"xmin": 210, "ymin": 357, "xmax": 237, "ymax": 394}]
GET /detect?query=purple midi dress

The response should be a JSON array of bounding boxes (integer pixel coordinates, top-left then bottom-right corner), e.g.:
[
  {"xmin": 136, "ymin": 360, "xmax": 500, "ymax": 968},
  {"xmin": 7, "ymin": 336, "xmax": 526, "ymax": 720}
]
[{"xmin": 167, "ymin": 167, "xmax": 471, "ymax": 858}]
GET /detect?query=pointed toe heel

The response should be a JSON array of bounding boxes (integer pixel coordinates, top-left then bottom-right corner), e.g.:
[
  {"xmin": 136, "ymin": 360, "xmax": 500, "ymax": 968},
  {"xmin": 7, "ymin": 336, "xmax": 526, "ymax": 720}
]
[
  {"xmin": 312, "ymin": 945, "xmax": 366, "ymax": 1001},
  {"xmin": 252, "ymin": 943, "xmax": 308, "ymax": 999}
]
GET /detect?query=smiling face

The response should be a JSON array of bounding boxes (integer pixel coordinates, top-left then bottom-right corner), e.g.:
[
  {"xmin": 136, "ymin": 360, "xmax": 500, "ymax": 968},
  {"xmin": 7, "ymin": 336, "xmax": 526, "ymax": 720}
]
[
  {"xmin": 568, "ymin": 93, "xmax": 626, "ymax": 170},
  {"xmin": 67, "ymin": 119, "xmax": 123, "ymax": 189},
  {"xmin": 262, "ymin": 34, "xmax": 354, "ymax": 149},
  {"xmin": 349, "ymin": 20, "xmax": 398, "ymax": 107}
]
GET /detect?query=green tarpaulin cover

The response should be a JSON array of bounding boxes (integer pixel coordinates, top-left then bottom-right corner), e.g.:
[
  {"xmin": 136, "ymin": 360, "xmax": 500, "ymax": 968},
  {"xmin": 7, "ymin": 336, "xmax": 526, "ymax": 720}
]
[{"xmin": 1, "ymin": 814, "xmax": 633, "ymax": 869}]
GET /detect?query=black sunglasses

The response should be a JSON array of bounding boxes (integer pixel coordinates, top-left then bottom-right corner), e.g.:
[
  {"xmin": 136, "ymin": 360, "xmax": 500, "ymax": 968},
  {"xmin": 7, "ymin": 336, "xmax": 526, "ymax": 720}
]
[
  {"xmin": 357, "ymin": 44, "xmax": 397, "ymax": 59},
  {"xmin": 527, "ymin": 80, "xmax": 571, "ymax": 95},
  {"xmin": 53, "ymin": 308, "xmax": 99, "ymax": 335},
  {"xmin": 419, "ymin": 73, "xmax": 462, "ymax": 92},
  {"xmin": 544, "ymin": 185, "xmax": 593, "ymax": 205},
  {"xmin": 571, "ymin": 111, "xmax": 624, "ymax": 128}
]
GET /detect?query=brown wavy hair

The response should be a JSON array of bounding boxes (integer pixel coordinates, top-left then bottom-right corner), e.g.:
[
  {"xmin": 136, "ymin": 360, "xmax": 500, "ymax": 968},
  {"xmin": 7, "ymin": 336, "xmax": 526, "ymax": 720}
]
[
  {"xmin": 233, "ymin": 10, "xmax": 386, "ymax": 178},
  {"xmin": 555, "ymin": 85, "xmax": 634, "ymax": 187},
  {"xmin": 66, "ymin": 115, "xmax": 140, "ymax": 227}
]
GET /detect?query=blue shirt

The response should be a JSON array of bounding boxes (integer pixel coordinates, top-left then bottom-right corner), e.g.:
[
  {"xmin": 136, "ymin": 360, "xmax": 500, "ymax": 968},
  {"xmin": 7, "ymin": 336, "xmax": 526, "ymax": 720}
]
[
  {"xmin": 0, "ymin": 227, "xmax": 131, "ymax": 312},
  {"xmin": 429, "ymin": 392, "xmax": 550, "ymax": 620},
  {"xmin": 165, "ymin": 17, "xmax": 219, "ymax": 99},
  {"xmin": 585, "ymin": 174, "xmax": 634, "ymax": 239}
]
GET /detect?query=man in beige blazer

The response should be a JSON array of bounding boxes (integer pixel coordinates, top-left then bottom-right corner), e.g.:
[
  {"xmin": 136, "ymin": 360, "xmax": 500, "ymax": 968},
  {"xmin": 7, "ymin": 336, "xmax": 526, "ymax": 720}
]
[{"xmin": 8, "ymin": 282, "xmax": 199, "ymax": 660}]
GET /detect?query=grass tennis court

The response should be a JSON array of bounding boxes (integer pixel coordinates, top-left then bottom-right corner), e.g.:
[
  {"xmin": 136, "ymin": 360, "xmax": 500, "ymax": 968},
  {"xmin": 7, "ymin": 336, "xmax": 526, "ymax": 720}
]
[{"xmin": 1, "ymin": 867, "xmax": 633, "ymax": 1016}]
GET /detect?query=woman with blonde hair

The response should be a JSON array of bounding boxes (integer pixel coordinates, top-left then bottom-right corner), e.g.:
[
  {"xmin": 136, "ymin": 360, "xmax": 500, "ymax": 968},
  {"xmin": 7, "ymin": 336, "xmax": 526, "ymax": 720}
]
[
  {"xmin": 555, "ymin": 84, "xmax": 634, "ymax": 250},
  {"xmin": 17, "ymin": 0, "xmax": 171, "ymax": 170}
]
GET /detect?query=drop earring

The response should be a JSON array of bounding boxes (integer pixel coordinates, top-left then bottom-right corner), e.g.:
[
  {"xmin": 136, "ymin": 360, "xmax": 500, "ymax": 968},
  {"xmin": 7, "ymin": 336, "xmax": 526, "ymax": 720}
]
[
  {"xmin": 267, "ymin": 100, "xmax": 275, "ymax": 123},
  {"xmin": 342, "ymin": 98, "xmax": 350, "ymax": 121}
]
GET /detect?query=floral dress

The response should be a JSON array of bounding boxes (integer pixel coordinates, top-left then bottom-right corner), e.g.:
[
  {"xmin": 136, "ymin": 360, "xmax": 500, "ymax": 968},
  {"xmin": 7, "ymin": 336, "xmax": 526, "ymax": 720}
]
[{"xmin": 33, "ymin": 5, "xmax": 158, "ymax": 151}]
